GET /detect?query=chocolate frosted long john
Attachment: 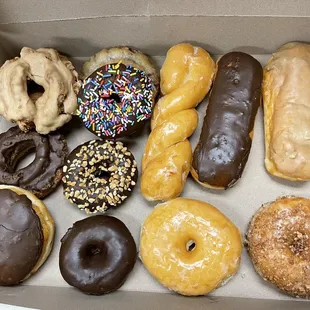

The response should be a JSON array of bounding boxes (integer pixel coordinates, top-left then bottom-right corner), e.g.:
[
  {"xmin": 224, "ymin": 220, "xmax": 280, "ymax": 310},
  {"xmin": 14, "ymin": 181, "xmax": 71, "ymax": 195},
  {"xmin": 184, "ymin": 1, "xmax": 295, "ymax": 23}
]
[{"xmin": 192, "ymin": 52, "xmax": 263, "ymax": 189}]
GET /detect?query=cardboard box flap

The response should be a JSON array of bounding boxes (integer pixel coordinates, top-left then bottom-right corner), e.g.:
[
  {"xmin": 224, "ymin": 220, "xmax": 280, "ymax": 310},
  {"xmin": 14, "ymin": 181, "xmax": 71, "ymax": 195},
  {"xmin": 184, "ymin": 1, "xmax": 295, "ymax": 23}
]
[
  {"xmin": 1, "ymin": 0, "xmax": 310, "ymax": 24},
  {"xmin": 0, "ymin": 286, "xmax": 308, "ymax": 310},
  {"xmin": 0, "ymin": 16, "xmax": 309, "ymax": 58}
]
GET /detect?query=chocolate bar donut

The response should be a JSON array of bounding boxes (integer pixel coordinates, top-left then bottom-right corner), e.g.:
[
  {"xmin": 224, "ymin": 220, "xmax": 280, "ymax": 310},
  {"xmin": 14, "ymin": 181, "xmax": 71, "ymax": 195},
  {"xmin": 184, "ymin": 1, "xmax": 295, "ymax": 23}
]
[
  {"xmin": 192, "ymin": 52, "xmax": 263, "ymax": 189},
  {"xmin": 0, "ymin": 126, "xmax": 68, "ymax": 198}
]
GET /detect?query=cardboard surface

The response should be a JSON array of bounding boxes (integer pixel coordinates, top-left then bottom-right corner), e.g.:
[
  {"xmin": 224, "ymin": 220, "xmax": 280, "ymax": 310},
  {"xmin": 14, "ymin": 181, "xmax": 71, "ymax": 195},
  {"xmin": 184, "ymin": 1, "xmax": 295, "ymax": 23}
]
[
  {"xmin": 1, "ymin": 0, "xmax": 310, "ymax": 24},
  {"xmin": 0, "ymin": 287, "xmax": 308, "ymax": 310},
  {"xmin": 1, "ymin": 16, "xmax": 310, "ymax": 57}
]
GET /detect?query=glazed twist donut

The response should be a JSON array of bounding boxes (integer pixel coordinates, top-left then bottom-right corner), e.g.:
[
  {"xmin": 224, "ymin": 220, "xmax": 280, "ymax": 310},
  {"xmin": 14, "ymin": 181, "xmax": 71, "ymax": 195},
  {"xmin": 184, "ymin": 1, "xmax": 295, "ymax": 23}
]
[{"xmin": 141, "ymin": 43, "xmax": 215, "ymax": 201}]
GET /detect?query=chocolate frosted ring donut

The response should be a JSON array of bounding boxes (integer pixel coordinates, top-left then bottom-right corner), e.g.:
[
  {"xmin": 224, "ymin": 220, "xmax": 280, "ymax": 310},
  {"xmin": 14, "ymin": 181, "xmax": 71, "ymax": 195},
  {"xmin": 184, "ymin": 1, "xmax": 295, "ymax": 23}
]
[
  {"xmin": 0, "ymin": 126, "xmax": 68, "ymax": 198},
  {"xmin": 59, "ymin": 215, "xmax": 137, "ymax": 295},
  {"xmin": 77, "ymin": 47, "xmax": 159, "ymax": 139},
  {"xmin": 62, "ymin": 140, "xmax": 138, "ymax": 214}
]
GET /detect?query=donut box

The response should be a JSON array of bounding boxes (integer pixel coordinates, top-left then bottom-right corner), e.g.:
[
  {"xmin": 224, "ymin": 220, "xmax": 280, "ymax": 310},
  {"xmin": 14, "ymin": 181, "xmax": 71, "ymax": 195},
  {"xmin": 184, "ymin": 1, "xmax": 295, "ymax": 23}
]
[{"xmin": 0, "ymin": 0, "xmax": 310, "ymax": 309}]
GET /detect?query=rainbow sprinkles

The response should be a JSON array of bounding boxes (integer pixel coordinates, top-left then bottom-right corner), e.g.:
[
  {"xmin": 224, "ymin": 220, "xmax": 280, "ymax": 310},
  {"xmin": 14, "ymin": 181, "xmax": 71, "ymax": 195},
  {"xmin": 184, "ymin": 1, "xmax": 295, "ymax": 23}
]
[{"xmin": 77, "ymin": 62, "xmax": 155, "ymax": 139}]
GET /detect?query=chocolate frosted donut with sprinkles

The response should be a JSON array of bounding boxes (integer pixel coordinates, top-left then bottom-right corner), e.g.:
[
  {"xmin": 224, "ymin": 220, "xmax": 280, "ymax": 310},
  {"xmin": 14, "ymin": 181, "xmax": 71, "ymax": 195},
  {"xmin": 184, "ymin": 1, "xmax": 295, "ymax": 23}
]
[
  {"xmin": 62, "ymin": 140, "xmax": 138, "ymax": 214},
  {"xmin": 77, "ymin": 47, "xmax": 159, "ymax": 139}
]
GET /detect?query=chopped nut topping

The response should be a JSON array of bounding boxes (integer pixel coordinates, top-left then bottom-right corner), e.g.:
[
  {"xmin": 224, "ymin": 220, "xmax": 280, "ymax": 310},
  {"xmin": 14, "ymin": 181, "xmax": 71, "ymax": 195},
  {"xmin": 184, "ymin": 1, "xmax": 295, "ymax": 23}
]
[{"xmin": 63, "ymin": 140, "xmax": 137, "ymax": 213}]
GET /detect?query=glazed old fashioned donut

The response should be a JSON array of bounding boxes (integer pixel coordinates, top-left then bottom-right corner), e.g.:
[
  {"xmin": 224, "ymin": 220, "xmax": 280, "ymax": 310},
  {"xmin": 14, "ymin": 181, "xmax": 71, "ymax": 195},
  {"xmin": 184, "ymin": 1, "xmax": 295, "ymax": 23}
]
[
  {"xmin": 192, "ymin": 52, "xmax": 263, "ymax": 189},
  {"xmin": 0, "ymin": 126, "xmax": 68, "ymax": 198},
  {"xmin": 59, "ymin": 215, "xmax": 137, "ymax": 295},
  {"xmin": 246, "ymin": 197, "xmax": 310, "ymax": 298},
  {"xmin": 140, "ymin": 198, "xmax": 242, "ymax": 296},
  {"xmin": 77, "ymin": 46, "xmax": 159, "ymax": 139},
  {"xmin": 62, "ymin": 140, "xmax": 138, "ymax": 214},
  {"xmin": 0, "ymin": 47, "xmax": 80, "ymax": 134},
  {"xmin": 0, "ymin": 185, "xmax": 55, "ymax": 285}
]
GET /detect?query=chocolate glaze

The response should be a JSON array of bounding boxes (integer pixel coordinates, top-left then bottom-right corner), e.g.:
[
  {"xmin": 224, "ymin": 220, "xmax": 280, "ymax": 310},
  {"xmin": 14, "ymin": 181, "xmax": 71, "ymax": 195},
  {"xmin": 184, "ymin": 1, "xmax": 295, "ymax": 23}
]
[
  {"xmin": 59, "ymin": 215, "xmax": 137, "ymax": 295},
  {"xmin": 0, "ymin": 189, "xmax": 43, "ymax": 285},
  {"xmin": 77, "ymin": 63, "xmax": 156, "ymax": 139},
  {"xmin": 62, "ymin": 140, "xmax": 138, "ymax": 214},
  {"xmin": 192, "ymin": 52, "xmax": 263, "ymax": 188},
  {"xmin": 0, "ymin": 126, "xmax": 68, "ymax": 198}
]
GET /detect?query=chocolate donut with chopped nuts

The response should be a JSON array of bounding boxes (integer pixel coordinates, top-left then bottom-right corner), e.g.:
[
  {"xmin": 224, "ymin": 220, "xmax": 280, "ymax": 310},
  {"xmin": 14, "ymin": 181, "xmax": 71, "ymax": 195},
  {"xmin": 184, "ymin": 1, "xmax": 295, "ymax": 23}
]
[{"xmin": 62, "ymin": 140, "xmax": 138, "ymax": 214}]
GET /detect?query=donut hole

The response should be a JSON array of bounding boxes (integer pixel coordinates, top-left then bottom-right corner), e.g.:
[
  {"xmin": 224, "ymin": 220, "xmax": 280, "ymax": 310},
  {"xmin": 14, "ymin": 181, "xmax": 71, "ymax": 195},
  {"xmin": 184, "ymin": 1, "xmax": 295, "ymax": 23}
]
[
  {"xmin": 12, "ymin": 142, "xmax": 36, "ymax": 171},
  {"xmin": 186, "ymin": 239, "xmax": 196, "ymax": 252},
  {"xmin": 27, "ymin": 80, "xmax": 66, "ymax": 114},
  {"xmin": 94, "ymin": 169, "xmax": 111, "ymax": 180},
  {"xmin": 27, "ymin": 80, "xmax": 44, "ymax": 102},
  {"xmin": 15, "ymin": 150, "xmax": 36, "ymax": 171},
  {"xmin": 108, "ymin": 93, "xmax": 121, "ymax": 103},
  {"xmin": 288, "ymin": 231, "xmax": 309, "ymax": 256}
]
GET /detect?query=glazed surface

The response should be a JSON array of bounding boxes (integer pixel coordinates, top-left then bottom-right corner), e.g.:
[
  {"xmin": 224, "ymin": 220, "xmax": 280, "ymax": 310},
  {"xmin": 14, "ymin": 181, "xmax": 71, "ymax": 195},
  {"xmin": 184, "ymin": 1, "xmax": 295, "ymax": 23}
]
[
  {"xmin": 263, "ymin": 42, "xmax": 310, "ymax": 180},
  {"xmin": 141, "ymin": 43, "xmax": 215, "ymax": 200},
  {"xmin": 140, "ymin": 198, "xmax": 242, "ymax": 296}
]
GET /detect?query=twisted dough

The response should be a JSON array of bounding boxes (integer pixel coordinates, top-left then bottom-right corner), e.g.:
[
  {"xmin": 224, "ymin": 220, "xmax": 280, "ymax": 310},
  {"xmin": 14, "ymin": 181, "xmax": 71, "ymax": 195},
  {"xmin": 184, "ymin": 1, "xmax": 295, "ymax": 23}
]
[
  {"xmin": 0, "ymin": 48, "xmax": 80, "ymax": 134},
  {"xmin": 141, "ymin": 43, "xmax": 215, "ymax": 201}
]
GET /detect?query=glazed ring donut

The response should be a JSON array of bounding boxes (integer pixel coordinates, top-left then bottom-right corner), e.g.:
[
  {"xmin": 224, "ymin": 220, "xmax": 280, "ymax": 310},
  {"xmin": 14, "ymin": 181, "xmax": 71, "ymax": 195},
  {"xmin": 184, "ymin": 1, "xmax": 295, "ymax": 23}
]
[
  {"xmin": 0, "ymin": 185, "xmax": 55, "ymax": 285},
  {"xmin": 62, "ymin": 140, "xmax": 138, "ymax": 214},
  {"xmin": 246, "ymin": 196, "xmax": 310, "ymax": 298},
  {"xmin": 77, "ymin": 46, "xmax": 159, "ymax": 139},
  {"xmin": 59, "ymin": 215, "xmax": 137, "ymax": 295},
  {"xmin": 140, "ymin": 198, "xmax": 242, "ymax": 296},
  {"xmin": 0, "ymin": 126, "xmax": 68, "ymax": 198}
]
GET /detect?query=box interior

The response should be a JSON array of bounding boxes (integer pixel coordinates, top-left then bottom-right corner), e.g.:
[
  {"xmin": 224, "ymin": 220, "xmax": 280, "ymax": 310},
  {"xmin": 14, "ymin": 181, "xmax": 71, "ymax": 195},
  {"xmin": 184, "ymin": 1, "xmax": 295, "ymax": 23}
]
[{"xmin": 0, "ymin": 1, "xmax": 310, "ymax": 309}]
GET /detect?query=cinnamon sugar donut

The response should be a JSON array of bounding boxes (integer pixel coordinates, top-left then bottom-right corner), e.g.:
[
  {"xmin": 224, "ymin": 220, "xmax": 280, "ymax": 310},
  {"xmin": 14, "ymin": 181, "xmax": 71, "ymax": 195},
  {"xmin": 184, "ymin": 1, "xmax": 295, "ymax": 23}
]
[{"xmin": 246, "ymin": 197, "xmax": 310, "ymax": 298}]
